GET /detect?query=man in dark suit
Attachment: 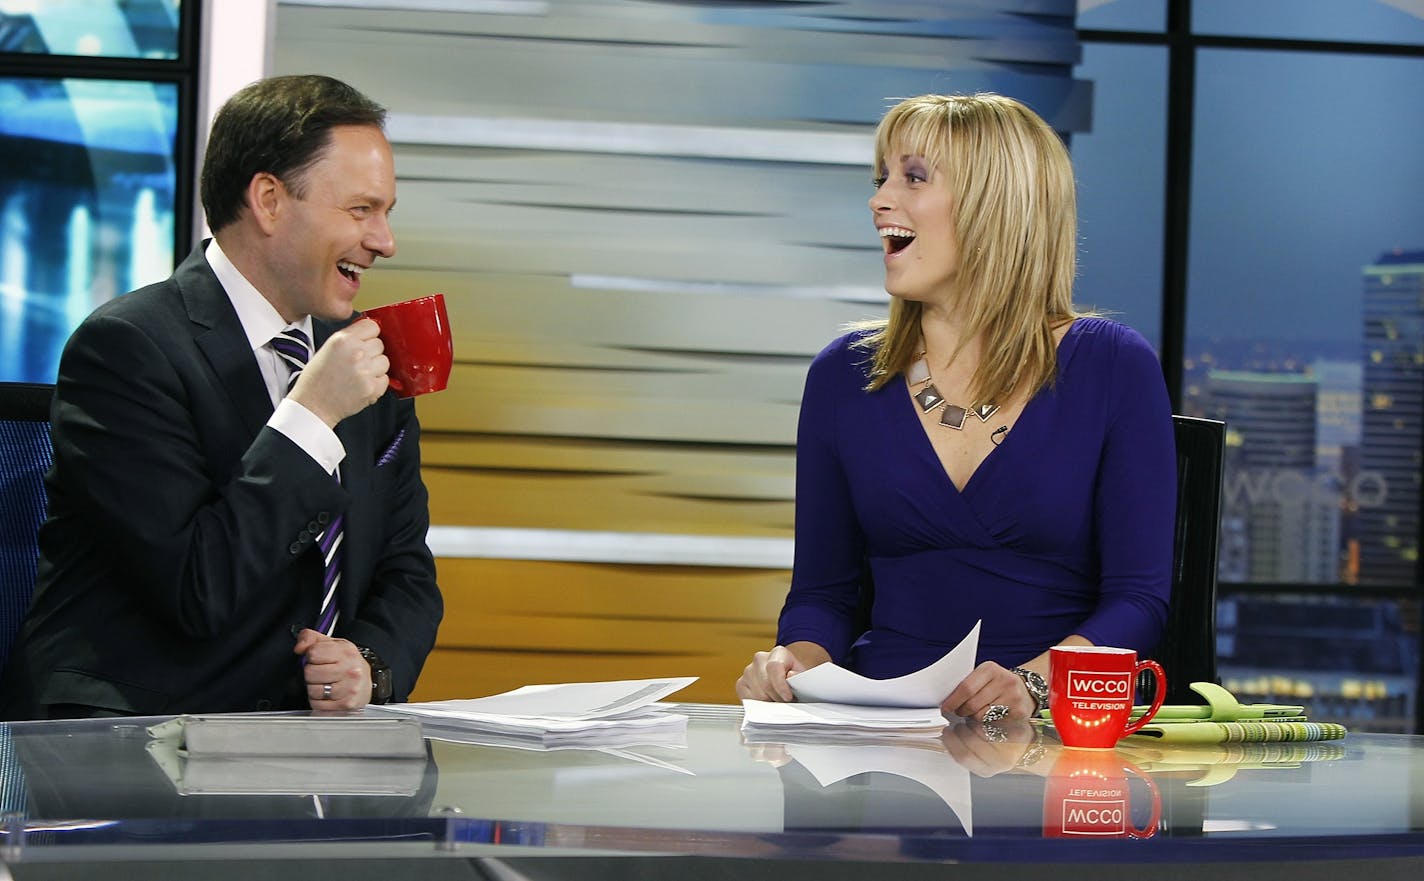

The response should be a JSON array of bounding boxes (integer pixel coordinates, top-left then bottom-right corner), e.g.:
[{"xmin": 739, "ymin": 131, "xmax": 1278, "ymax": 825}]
[{"xmin": 1, "ymin": 75, "xmax": 443, "ymax": 719}]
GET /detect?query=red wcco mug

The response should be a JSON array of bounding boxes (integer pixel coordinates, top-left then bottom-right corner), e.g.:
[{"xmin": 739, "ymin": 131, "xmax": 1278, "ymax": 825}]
[
  {"xmin": 1042, "ymin": 748, "xmax": 1160, "ymax": 839},
  {"xmin": 361, "ymin": 293, "xmax": 453, "ymax": 398},
  {"xmin": 1049, "ymin": 646, "xmax": 1166, "ymax": 750}
]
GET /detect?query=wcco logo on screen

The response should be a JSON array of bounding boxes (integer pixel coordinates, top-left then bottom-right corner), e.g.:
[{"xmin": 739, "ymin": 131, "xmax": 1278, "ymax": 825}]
[{"xmin": 1067, "ymin": 671, "xmax": 1133, "ymax": 702}]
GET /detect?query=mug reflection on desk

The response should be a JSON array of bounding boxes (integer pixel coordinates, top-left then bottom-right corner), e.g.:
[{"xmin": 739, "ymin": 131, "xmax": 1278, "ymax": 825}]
[{"xmin": 1042, "ymin": 748, "xmax": 1160, "ymax": 839}]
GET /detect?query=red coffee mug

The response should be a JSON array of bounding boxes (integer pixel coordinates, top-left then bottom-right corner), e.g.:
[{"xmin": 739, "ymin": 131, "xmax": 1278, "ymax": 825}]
[
  {"xmin": 1042, "ymin": 748, "xmax": 1160, "ymax": 839},
  {"xmin": 362, "ymin": 294, "xmax": 453, "ymax": 398},
  {"xmin": 1049, "ymin": 646, "xmax": 1165, "ymax": 750}
]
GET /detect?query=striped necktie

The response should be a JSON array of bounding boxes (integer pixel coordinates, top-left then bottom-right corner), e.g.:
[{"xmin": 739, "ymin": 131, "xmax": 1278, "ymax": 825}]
[
  {"xmin": 270, "ymin": 327, "xmax": 343, "ymax": 636},
  {"xmin": 270, "ymin": 328, "xmax": 312, "ymax": 394}
]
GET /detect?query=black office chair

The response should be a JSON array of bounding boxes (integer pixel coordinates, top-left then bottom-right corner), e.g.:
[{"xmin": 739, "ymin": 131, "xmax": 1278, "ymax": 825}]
[
  {"xmin": 0, "ymin": 382, "xmax": 54, "ymax": 683},
  {"xmin": 0, "ymin": 382, "xmax": 51, "ymax": 815},
  {"xmin": 1141, "ymin": 415, "xmax": 1227, "ymax": 706}
]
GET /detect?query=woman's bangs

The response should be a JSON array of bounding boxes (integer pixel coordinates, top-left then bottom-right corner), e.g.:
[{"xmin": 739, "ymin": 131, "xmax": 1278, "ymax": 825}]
[{"xmin": 875, "ymin": 103, "xmax": 949, "ymax": 173}]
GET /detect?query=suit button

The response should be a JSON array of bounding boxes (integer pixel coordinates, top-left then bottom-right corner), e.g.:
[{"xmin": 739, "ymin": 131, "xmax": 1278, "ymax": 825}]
[
  {"xmin": 289, "ymin": 542, "xmax": 302, "ymax": 554},
  {"xmin": 256, "ymin": 699, "xmax": 272, "ymax": 711},
  {"xmin": 308, "ymin": 520, "xmax": 320, "ymax": 533},
  {"xmin": 317, "ymin": 511, "xmax": 330, "ymax": 525}
]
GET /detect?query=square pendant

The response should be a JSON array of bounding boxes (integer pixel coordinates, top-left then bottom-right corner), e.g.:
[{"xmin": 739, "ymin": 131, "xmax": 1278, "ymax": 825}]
[
  {"xmin": 914, "ymin": 383, "xmax": 945, "ymax": 413},
  {"xmin": 973, "ymin": 402, "xmax": 1000, "ymax": 423},
  {"xmin": 907, "ymin": 358, "xmax": 931, "ymax": 386},
  {"xmin": 940, "ymin": 403, "xmax": 968, "ymax": 430}
]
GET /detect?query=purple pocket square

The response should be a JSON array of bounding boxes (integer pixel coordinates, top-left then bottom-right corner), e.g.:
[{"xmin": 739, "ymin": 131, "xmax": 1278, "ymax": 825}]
[{"xmin": 376, "ymin": 428, "xmax": 406, "ymax": 467}]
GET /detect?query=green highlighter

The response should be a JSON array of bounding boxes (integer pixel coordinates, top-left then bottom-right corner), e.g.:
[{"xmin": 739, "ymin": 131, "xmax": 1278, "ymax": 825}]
[
  {"xmin": 1140, "ymin": 681, "xmax": 1305, "ymax": 722},
  {"xmin": 1042, "ymin": 681, "xmax": 1306, "ymax": 724}
]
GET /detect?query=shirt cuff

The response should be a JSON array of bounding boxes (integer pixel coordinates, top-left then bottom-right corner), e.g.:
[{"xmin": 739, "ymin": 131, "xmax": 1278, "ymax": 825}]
[{"xmin": 270, "ymin": 397, "xmax": 346, "ymax": 474}]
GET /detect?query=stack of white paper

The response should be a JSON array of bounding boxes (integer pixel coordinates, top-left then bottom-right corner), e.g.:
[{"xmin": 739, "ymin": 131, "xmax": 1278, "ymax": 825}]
[
  {"xmin": 741, "ymin": 699, "xmax": 949, "ymax": 739},
  {"xmin": 739, "ymin": 621, "xmax": 979, "ymax": 740},
  {"xmin": 373, "ymin": 677, "xmax": 697, "ymax": 748}
]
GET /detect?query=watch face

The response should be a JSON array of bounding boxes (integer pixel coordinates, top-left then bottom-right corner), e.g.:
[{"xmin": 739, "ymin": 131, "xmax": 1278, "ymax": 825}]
[{"xmin": 1014, "ymin": 668, "xmax": 1048, "ymax": 707}]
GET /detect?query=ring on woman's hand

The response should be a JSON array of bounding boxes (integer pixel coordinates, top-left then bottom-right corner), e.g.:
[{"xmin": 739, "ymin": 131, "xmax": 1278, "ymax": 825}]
[
  {"xmin": 322, "ymin": 682, "xmax": 333, "ymax": 700},
  {"xmin": 982, "ymin": 704, "xmax": 1010, "ymax": 724}
]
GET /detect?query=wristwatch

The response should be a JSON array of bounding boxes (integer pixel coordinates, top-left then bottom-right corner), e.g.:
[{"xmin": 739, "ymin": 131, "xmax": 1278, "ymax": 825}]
[
  {"xmin": 1011, "ymin": 667, "xmax": 1049, "ymax": 712},
  {"xmin": 358, "ymin": 646, "xmax": 394, "ymax": 705}
]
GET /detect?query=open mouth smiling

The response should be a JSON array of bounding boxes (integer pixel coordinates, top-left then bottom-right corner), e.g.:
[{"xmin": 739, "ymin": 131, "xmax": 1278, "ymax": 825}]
[
  {"xmin": 879, "ymin": 226, "xmax": 916, "ymax": 255},
  {"xmin": 337, "ymin": 260, "xmax": 366, "ymax": 283}
]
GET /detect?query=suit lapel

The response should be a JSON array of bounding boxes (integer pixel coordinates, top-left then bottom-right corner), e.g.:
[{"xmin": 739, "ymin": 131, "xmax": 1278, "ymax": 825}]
[{"xmin": 175, "ymin": 244, "xmax": 273, "ymax": 438}]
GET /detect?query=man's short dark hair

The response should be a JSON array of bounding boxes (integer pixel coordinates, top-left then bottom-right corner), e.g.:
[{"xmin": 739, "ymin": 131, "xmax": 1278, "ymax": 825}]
[{"xmin": 200, "ymin": 74, "xmax": 387, "ymax": 232}]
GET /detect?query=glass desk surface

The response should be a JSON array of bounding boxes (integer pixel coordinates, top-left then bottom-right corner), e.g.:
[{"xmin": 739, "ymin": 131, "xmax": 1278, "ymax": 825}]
[{"xmin": 2, "ymin": 703, "xmax": 1423, "ymax": 877}]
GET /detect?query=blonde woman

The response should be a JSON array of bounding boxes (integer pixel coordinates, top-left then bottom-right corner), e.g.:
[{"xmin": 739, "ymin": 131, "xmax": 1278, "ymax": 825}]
[{"xmin": 737, "ymin": 94, "xmax": 1174, "ymax": 723}]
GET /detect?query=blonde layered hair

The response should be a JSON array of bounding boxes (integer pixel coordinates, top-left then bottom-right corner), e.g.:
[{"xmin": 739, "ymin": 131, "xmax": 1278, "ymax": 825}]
[{"xmin": 855, "ymin": 93, "xmax": 1082, "ymax": 401}]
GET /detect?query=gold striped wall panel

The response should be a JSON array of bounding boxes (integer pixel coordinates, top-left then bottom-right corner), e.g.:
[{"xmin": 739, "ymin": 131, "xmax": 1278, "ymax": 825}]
[
  {"xmin": 422, "ymin": 436, "xmax": 796, "ymax": 535},
  {"xmin": 410, "ymin": 558, "xmax": 788, "ymax": 705}
]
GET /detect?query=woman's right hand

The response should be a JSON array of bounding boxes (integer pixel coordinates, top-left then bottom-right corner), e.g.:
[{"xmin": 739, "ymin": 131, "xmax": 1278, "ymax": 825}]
[{"xmin": 735, "ymin": 642, "xmax": 830, "ymax": 702}]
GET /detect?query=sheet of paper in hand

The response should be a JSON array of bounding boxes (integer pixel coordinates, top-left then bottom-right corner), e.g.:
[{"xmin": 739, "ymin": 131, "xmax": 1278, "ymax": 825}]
[{"xmin": 788, "ymin": 621, "xmax": 980, "ymax": 708}]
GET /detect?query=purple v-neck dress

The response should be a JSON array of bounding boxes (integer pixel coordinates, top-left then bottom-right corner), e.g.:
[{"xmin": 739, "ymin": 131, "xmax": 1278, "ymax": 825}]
[{"xmin": 776, "ymin": 317, "xmax": 1175, "ymax": 679}]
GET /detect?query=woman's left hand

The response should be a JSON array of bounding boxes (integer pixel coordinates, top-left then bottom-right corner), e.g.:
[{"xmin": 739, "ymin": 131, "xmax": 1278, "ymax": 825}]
[{"xmin": 941, "ymin": 660, "xmax": 1037, "ymax": 723}]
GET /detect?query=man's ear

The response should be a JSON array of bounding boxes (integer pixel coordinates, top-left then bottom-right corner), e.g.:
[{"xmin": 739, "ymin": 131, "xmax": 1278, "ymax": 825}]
[{"xmin": 245, "ymin": 172, "xmax": 285, "ymax": 235}]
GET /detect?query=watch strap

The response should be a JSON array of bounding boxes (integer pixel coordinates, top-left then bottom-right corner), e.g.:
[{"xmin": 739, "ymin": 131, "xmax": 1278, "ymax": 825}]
[{"xmin": 358, "ymin": 646, "xmax": 394, "ymax": 705}]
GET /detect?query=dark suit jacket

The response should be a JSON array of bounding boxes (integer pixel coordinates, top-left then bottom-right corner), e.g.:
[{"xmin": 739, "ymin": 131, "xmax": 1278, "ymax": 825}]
[{"xmin": 1, "ymin": 244, "xmax": 443, "ymax": 718}]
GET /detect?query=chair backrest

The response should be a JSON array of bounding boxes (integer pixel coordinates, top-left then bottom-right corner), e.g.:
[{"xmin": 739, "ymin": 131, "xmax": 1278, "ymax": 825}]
[
  {"xmin": 0, "ymin": 382, "xmax": 54, "ymax": 680},
  {"xmin": 1142, "ymin": 415, "xmax": 1227, "ymax": 705}
]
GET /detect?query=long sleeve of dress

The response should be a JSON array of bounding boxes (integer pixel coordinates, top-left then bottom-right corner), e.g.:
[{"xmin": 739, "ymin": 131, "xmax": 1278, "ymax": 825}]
[
  {"xmin": 1071, "ymin": 325, "xmax": 1175, "ymax": 654},
  {"xmin": 776, "ymin": 337, "xmax": 869, "ymax": 663},
  {"xmin": 780, "ymin": 337, "xmax": 865, "ymax": 660}
]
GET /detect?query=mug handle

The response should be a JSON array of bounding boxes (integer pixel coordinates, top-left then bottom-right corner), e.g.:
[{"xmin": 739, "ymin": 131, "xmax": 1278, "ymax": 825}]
[
  {"xmin": 1122, "ymin": 762, "xmax": 1162, "ymax": 838},
  {"xmin": 1120, "ymin": 659, "xmax": 1167, "ymax": 737}
]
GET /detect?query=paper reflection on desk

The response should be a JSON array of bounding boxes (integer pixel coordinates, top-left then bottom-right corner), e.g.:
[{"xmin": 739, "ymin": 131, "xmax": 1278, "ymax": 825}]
[
  {"xmin": 749, "ymin": 734, "xmax": 974, "ymax": 835},
  {"xmin": 795, "ymin": 739, "xmax": 973, "ymax": 834}
]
